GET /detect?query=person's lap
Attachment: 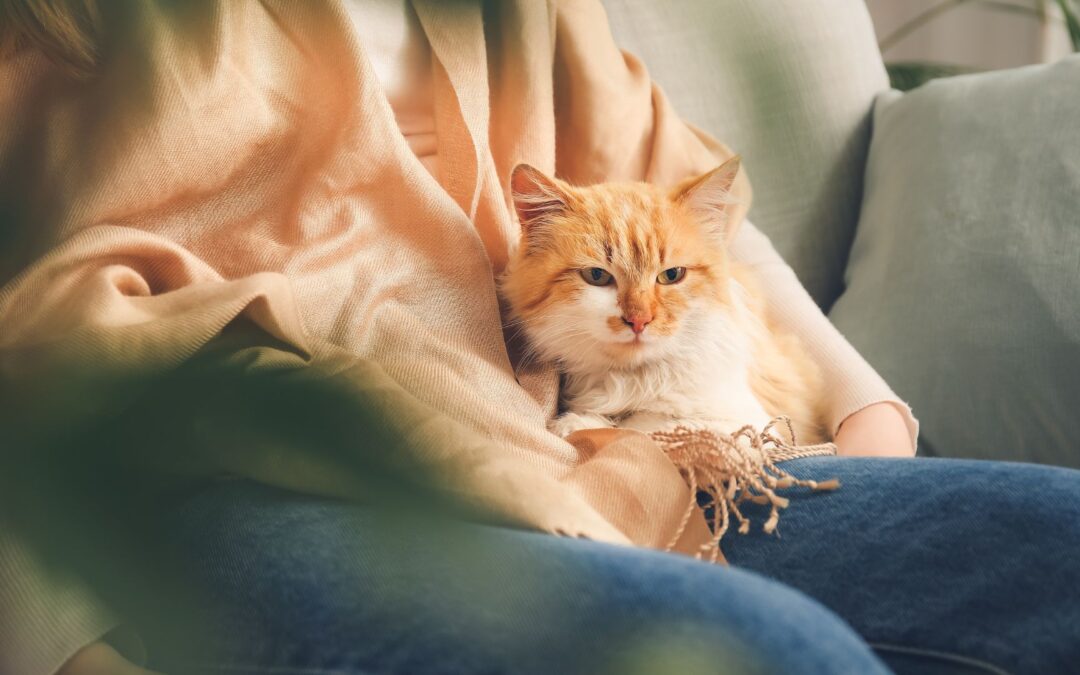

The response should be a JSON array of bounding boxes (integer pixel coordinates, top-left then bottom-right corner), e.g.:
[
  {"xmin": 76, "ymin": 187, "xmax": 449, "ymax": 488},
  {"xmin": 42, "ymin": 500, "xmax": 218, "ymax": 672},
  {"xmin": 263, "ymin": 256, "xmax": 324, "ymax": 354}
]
[
  {"xmin": 148, "ymin": 479, "xmax": 886, "ymax": 674},
  {"xmin": 726, "ymin": 457, "xmax": 1080, "ymax": 674},
  {"xmin": 148, "ymin": 457, "xmax": 1080, "ymax": 675}
]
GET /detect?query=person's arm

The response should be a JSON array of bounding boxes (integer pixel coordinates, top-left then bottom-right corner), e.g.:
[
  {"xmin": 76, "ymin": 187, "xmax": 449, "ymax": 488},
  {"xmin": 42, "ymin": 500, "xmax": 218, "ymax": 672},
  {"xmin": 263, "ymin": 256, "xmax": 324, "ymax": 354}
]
[
  {"xmin": 729, "ymin": 223, "xmax": 918, "ymax": 455},
  {"xmin": 835, "ymin": 402, "xmax": 915, "ymax": 458}
]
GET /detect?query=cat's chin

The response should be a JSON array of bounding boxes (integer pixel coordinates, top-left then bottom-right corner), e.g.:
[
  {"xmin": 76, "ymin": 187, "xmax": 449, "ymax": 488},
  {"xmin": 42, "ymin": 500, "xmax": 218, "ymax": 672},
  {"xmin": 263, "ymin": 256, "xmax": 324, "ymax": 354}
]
[{"xmin": 600, "ymin": 337, "xmax": 666, "ymax": 367}]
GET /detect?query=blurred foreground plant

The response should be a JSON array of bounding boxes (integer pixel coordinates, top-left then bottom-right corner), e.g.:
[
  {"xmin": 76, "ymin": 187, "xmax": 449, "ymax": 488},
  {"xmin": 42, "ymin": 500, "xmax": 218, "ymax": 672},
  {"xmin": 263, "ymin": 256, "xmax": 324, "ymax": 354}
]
[{"xmin": 0, "ymin": 342, "xmax": 457, "ymax": 655}]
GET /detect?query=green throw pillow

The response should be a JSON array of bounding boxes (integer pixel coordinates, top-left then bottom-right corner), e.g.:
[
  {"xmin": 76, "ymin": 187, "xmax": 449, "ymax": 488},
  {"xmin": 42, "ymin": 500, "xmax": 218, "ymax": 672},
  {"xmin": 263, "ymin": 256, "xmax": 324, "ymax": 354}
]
[{"xmin": 830, "ymin": 56, "xmax": 1080, "ymax": 467}]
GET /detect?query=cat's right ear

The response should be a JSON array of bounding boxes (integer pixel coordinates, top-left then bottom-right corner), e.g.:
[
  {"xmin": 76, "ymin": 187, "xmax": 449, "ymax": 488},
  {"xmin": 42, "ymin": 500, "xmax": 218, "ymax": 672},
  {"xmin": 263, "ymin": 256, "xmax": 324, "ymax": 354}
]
[
  {"xmin": 510, "ymin": 164, "xmax": 571, "ymax": 238},
  {"xmin": 672, "ymin": 156, "xmax": 746, "ymax": 244}
]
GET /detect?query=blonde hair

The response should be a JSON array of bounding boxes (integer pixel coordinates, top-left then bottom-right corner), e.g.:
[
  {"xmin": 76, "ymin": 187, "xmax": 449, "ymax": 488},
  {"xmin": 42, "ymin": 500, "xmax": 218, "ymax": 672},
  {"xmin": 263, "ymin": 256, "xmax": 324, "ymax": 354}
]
[{"xmin": 0, "ymin": 0, "xmax": 101, "ymax": 76}]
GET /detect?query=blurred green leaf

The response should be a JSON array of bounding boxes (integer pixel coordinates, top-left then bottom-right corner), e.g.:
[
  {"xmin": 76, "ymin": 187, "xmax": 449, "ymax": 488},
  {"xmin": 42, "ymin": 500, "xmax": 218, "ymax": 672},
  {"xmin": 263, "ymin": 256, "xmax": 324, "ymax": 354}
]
[
  {"xmin": 0, "ymin": 350, "xmax": 453, "ymax": 649},
  {"xmin": 1055, "ymin": 0, "xmax": 1080, "ymax": 49},
  {"xmin": 886, "ymin": 61, "xmax": 974, "ymax": 91}
]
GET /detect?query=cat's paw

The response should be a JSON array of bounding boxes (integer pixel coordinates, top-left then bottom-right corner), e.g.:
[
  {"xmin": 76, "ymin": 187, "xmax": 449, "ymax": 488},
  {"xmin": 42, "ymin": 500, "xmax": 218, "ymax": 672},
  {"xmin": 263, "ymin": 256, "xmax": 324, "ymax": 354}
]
[
  {"xmin": 619, "ymin": 412, "xmax": 739, "ymax": 437},
  {"xmin": 549, "ymin": 412, "xmax": 614, "ymax": 439},
  {"xmin": 618, "ymin": 411, "xmax": 681, "ymax": 435}
]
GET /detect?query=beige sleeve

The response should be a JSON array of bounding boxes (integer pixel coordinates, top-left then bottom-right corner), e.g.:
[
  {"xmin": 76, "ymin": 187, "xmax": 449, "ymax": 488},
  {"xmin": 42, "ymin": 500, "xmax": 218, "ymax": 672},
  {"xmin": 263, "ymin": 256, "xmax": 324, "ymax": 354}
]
[
  {"xmin": 730, "ymin": 221, "xmax": 919, "ymax": 448},
  {"xmin": 0, "ymin": 533, "xmax": 116, "ymax": 675}
]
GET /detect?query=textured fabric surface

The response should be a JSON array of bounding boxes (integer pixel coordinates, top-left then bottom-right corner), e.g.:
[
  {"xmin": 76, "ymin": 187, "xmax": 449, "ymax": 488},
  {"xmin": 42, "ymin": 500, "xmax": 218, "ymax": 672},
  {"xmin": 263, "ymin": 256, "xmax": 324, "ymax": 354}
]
[
  {"xmin": 0, "ymin": 538, "xmax": 115, "ymax": 675},
  {"xmin": 830, "ymin": 56, "xmax": 1080, "ymax": 467},
  {"xmin": 604, "ymin": 0, "xmax": 889, "ymax": 308},
  {"xmin": 344, "ymin": 0, "xmax": 440, "ymax": 178}
]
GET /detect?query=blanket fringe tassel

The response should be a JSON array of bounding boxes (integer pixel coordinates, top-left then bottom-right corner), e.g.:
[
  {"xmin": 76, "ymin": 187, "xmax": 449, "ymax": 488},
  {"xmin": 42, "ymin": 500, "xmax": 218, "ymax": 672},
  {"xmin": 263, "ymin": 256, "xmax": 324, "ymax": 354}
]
[{"xmin": 651, "ymin": 416, "xmax": 840, "ymax": 564}]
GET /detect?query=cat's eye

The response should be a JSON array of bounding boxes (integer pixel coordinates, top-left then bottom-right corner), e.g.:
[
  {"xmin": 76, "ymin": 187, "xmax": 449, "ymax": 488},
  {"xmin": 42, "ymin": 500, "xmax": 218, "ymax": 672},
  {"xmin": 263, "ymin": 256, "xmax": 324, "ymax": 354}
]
[
  {"xmin": 580, "ymin": 267, "xmax": 614, "ymax": 286},
  {"xmin": 657, "ymin": 267, "xmax": 687, "ymax": 285}
]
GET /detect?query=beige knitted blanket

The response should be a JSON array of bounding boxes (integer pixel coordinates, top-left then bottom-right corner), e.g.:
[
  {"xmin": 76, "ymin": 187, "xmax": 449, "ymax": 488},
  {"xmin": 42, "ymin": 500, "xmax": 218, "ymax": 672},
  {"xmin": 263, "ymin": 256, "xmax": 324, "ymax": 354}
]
[{"xmin": 1, "ymin": 0, "xmax": 897, "ymax": 558}]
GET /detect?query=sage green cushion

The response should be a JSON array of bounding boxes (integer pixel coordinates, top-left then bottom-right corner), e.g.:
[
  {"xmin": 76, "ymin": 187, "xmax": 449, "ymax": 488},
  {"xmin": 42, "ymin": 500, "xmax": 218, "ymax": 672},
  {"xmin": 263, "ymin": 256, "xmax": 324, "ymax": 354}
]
[
  {"xmin": 604, "ymin": 0, "xmax": 888, "ymax": 308},
  {"xmin": 830, "ymin": 56, "xmax": 1080, "ymax": 467}
]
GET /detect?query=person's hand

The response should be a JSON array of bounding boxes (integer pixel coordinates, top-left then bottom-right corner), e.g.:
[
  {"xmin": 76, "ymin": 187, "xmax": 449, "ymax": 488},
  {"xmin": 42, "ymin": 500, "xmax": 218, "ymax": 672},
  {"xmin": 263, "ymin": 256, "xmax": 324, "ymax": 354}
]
[
  {"xmin": 57, "ymin": 641, "xmax": 164, "ymax": 675},
  {"xmin": 834, "ymin": 402, "xmax": 915, "ymax": 458}
]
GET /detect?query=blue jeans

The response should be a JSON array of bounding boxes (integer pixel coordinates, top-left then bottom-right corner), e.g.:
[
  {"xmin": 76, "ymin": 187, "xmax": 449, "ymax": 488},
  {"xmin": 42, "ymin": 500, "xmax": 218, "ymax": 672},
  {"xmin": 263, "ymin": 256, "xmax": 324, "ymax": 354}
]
[{"xmin": 149, "ymin": 458, "xmax": 1080, "ymax": 674}]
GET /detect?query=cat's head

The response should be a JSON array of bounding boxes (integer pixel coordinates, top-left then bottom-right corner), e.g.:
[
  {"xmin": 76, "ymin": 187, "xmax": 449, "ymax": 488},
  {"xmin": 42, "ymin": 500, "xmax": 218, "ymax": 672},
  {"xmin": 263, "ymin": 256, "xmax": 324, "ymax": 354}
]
[{"xmin": 501, "ymin": 157, "xmax": 746, "ymax": 372}]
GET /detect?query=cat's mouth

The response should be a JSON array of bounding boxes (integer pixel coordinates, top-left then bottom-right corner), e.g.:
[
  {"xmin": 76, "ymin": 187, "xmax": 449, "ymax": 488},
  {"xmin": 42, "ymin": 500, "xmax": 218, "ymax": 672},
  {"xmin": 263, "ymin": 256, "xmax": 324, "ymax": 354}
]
[
  {"xmin": 600, "ymin": 335, "xmax": 663, "ymax": 367},
  {"xmin": 609, "ymin": 333, "xmax": 654, "ymax": 350}
]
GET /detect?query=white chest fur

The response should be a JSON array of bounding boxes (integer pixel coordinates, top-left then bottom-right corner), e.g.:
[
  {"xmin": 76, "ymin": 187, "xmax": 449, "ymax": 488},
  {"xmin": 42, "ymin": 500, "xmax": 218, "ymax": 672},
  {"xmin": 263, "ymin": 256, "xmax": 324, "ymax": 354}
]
[{"xmin": 559, "ymin": 304, "xmax": 772, "ymax": 436}]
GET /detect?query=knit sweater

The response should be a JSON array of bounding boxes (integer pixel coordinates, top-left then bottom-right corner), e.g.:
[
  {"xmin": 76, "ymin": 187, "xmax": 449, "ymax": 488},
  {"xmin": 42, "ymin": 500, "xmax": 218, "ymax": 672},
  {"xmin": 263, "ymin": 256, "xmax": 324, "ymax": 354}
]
[{"xmin": 0, "ymin": 1, "xmax": 916, "ymax": 673}]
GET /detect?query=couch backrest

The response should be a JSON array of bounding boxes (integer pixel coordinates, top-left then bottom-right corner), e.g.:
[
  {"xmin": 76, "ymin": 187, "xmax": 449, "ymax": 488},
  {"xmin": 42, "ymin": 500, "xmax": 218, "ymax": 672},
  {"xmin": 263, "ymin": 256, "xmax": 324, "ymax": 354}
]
[{"xmin": 603, "ymin": 0, "xmax": 889, "ymax": 308}]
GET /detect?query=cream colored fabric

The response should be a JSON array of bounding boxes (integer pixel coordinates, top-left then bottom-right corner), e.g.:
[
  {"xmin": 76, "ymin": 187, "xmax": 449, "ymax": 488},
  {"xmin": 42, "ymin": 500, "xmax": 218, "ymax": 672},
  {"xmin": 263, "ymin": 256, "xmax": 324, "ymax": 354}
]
[
  {"xmin": 0, "ymin": 540, "xmax": 115, "ymax": 675},
  {"xmin": 0, "ymin": 1, "xmax": 915, "ymax": 672},
  {"xmin": 344, "ymin": 0, "xmax": 439, "ymax": 177}
]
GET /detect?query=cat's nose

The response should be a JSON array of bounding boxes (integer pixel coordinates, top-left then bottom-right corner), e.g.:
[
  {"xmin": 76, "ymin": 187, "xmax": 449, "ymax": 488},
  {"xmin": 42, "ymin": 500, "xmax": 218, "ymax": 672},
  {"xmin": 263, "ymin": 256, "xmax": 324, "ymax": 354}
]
[{"xmin": 622, "ymin": 313, "xmax": 653, "ymax": 334}]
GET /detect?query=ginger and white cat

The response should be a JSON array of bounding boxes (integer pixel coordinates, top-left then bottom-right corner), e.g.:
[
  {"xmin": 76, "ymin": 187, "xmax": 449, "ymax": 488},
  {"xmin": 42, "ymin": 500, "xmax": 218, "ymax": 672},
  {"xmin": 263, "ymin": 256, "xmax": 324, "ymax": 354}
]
[{"xmin": 501, "ymin": 157, "xmax": 829, "ymax": 444}]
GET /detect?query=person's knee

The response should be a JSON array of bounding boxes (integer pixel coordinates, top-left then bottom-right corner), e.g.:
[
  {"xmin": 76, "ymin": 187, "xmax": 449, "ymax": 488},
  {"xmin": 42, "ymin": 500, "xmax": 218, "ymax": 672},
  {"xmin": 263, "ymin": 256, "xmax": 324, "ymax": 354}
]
[{"xmin": 555, "ymin": 547, "xmax": 890, "ymax": 675}]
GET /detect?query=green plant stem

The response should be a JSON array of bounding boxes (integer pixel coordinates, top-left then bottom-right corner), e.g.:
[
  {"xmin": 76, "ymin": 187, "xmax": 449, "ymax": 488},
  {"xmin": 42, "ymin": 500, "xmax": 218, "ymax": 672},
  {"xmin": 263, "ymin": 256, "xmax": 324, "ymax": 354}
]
[
  {"xmin": 880, "ymin": 0, "xmax": 974, "ymax": 52},
  {"xmin": 1055, "ymin": 0, "xmax": 1080, "ymax": 49},
  {"xmin": 978, "ymin": 0, "xmax": 1049, "ymax": 17},
  {"xmin": 878, "ymin": 0, "xmax": 1064, "ymax": 53}
]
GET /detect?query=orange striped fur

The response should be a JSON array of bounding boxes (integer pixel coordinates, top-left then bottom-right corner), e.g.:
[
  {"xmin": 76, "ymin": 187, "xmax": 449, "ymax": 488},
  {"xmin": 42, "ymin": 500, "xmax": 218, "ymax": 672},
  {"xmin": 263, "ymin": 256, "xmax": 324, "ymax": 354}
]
[{"xmin": 501, "ymin": 158, "xmax": 829, "ymax": 444}]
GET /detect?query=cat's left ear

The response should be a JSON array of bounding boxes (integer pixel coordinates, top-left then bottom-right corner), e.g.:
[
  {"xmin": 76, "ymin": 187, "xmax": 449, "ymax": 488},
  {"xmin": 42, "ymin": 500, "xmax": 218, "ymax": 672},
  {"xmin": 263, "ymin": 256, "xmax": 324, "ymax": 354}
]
[{"xmin": 672, "ymin": 156, "xmax": 746, "ymax": 243}]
